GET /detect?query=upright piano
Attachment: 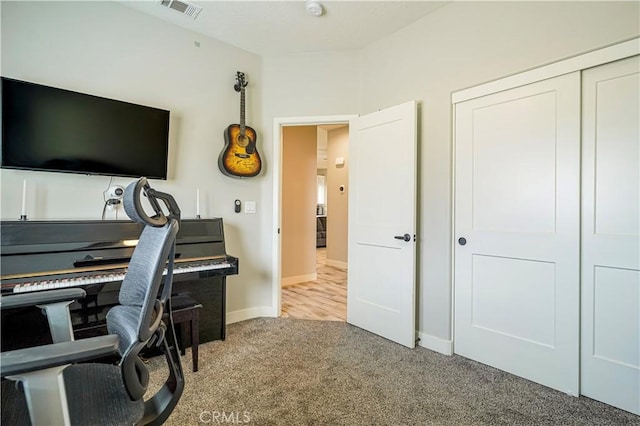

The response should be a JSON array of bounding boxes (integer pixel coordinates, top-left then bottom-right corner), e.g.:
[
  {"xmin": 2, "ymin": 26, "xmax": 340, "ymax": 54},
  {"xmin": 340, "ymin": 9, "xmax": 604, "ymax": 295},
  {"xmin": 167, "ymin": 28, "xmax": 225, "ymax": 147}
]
[{"xmin": 0, "ymin": 218, "xmax": 238, "ymax": 351}]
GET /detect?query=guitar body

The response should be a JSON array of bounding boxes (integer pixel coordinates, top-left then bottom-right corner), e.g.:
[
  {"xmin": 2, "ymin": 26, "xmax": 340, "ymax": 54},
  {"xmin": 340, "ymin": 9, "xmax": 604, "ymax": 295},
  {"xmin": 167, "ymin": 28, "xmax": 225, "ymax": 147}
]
[
  {"xmin": 219, "ymin": 72, "xmax": 261, "ymax": 178},
  {"xmin": 218, "ymin": 123, "xmax": 262, "ymax": 178}
]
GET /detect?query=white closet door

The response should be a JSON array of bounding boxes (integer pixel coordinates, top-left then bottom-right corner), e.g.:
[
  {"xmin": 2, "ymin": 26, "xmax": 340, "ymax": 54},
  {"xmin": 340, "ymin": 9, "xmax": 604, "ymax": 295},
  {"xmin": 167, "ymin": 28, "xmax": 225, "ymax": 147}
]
[
  {"xmin": 581, "ymin": 55, "xmax": 640, "ymax": 415},
  {"xmin": 454, "ymin": 72, "xmax": 581, "ymax": 395}
]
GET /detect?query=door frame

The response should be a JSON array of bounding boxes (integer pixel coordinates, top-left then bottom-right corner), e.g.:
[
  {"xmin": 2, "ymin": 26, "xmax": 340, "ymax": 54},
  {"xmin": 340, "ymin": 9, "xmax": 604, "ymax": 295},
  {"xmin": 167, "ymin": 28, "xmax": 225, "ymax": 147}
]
[{"xmin": 271, "ymin": 114, "xmax": 357, "ymax": 317}]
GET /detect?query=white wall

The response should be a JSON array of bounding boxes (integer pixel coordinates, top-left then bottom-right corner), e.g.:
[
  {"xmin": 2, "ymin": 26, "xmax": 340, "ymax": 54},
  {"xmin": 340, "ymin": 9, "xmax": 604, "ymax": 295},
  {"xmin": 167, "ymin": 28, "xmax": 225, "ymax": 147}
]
[
  {"xmin": 2, "ymin": 1, "xmax": 638, "ymax": 343},
  {"xmin": 260, "ymin": 1, "xmax": 639, "ymax": 348},
  {"xmin": 358, "ymin": 1, "xmax": 640, "ymax": 343},
  {"xmin": 0, "ymin": 1, "xmax": 271, "ymax": 318}
]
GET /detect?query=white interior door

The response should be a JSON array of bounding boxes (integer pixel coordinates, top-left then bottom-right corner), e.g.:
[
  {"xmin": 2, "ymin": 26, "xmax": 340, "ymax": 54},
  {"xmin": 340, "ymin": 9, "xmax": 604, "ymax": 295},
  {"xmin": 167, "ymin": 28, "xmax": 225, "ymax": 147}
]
[
  {"xmin": 581, "ymin": 55, "xmax": 640, "ymax": 415},
  {"xmin": 454, "ymin": 73, "xmax": 581, "ymax": 395},
  {"xmin": 347, "ymin": 101, "xmax": 417, "ymax": 348}
]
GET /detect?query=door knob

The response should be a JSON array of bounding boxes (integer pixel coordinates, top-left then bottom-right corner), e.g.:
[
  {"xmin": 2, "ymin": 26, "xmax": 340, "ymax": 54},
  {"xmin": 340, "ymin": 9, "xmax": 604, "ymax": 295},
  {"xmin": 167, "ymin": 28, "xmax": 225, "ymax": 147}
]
[
  {"xmin": 458, "ymin": 237, "xmax": 467, "ymax": 246},
  {"xmin": 394, "ymin": 233, "xmax": 411, "ymax": 242}
]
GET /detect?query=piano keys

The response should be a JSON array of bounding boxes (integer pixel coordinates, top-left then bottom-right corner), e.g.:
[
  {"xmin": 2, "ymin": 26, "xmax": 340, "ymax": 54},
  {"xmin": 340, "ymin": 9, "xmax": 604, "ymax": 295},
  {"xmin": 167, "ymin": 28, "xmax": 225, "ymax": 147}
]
[
  {"xmin": 2, "ymin": 256, "xmax": 234, "ymax": 293},
  {"xmin": 0, "ymin": 218, "xmax": 238, "ymax": 351}
]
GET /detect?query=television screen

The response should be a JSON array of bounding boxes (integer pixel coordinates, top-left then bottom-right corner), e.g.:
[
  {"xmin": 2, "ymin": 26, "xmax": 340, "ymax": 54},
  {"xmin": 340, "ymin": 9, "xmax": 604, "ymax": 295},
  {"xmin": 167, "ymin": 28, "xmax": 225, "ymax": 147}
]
[{"xmin": 1, "ymin": 77, "xmax": 170, "ymax": 179}]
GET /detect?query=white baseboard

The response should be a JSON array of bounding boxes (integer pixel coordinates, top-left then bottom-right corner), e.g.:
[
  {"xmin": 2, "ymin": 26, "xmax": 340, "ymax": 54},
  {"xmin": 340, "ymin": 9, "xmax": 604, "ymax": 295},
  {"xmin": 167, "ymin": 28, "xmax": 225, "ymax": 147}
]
[
  {"xmin": 418, "ymin": 331, "xmax": 453, "ymax": 356},
  {"xmin": 281, "ymin": 273, "xmax": 317, "ymax": 287},
  {"xmin": 226, "ymin": 306, "xmax": 275, "ymax": 324},
  {"xmin": 325, "ymin": 259, "xmax": 347, "ymax": 270}
]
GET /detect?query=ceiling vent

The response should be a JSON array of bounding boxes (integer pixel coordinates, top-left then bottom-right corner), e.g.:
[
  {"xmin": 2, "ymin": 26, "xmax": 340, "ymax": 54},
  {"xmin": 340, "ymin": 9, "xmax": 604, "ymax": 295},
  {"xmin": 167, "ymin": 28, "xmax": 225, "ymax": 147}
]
[{"xmin": 159, "ymin": 0, "xmax": 202, "ymax": 19}]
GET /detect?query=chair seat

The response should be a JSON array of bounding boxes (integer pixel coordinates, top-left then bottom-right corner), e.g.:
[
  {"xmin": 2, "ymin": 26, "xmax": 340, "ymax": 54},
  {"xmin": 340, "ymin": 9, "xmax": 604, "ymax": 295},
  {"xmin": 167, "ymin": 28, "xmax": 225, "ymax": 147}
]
[{"xmin": 2, "ymin": 363, "xmax": 144, "ymax": 426}]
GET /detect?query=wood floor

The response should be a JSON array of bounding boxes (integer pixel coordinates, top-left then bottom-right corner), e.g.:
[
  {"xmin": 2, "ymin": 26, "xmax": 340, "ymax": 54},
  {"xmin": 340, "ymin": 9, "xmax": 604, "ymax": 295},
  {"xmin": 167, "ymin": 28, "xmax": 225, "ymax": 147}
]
[{"xmin": 281, "ymin": 248, "xmax": 347, "ymax": 321}]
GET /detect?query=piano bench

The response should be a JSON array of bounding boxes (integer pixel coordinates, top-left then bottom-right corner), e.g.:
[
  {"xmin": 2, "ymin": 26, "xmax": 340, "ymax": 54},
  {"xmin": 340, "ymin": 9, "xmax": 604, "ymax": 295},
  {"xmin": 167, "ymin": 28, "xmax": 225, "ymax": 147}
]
[{"xmin": 165, "ymin": 294, "xmax": 203, "ymax": 372}]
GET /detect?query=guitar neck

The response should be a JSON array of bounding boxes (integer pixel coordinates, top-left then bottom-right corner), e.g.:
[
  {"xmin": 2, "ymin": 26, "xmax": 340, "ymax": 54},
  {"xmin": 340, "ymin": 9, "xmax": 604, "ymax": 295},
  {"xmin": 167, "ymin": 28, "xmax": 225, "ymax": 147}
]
[{"xmin": 240, "ymin": 88, "xmax": 246, "ymax": 136}]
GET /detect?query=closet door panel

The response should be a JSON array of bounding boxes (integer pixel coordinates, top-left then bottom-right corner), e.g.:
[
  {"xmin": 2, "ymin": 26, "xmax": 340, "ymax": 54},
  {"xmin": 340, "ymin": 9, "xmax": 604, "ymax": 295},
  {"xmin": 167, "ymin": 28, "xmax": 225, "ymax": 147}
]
[
  {"xmin": 581, "ymin": 55, "xmax": 640, "ymax": 415},
  {"xmin": 454, "ymin": 72, "xmax": 581, "ymax": 395}
]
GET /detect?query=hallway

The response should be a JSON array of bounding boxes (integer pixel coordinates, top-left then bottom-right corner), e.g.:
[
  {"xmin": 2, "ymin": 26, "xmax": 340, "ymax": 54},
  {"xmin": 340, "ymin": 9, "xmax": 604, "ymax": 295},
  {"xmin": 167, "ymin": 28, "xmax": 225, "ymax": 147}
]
[{"xmin": 281, "ymin": 248, "xmax": 347, "ymax": 321}]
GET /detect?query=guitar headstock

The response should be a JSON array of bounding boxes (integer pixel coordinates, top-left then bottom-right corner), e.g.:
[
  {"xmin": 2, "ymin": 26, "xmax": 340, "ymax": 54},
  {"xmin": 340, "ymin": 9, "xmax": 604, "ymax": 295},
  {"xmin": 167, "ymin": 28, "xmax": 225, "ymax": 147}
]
[{"xmin": 234, "ymin": 71, "xmax": 248, "ymax": 92}]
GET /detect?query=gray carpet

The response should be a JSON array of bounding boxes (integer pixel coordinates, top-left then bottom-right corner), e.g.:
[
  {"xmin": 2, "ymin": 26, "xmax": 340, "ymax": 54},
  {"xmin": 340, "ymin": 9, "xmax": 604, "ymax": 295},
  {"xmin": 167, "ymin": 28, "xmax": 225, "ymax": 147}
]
[{"xmin": 148, "ymin": 318, "xmax": 639, "ymax": 425}]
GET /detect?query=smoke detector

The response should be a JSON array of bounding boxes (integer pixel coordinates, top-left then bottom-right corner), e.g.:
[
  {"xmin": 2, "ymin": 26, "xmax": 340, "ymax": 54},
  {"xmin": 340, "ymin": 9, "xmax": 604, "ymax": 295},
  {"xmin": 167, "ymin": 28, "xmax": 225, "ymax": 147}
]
[
  {"xmin": 305, "ymin": 1, "xmax": 324, "ymax": 17},
  {"xmin": 159, "ymin": 0, "xmax": 202, "ymax": 19}
]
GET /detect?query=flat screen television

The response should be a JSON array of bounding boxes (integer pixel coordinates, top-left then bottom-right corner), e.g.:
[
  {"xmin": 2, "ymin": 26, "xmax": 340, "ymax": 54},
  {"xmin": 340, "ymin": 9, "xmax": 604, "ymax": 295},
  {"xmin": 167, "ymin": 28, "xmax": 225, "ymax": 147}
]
[{"xmin": 1, "ymin": 77, "xmax": 170, "ymax": 179}]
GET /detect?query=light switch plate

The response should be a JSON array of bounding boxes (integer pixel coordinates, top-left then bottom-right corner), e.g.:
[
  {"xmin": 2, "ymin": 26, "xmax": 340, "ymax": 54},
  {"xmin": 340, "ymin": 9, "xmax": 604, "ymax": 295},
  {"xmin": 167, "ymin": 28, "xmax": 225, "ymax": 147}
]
[{"xmin": 245, "ymin": 201, "xmax": 256, "ymax": 214}]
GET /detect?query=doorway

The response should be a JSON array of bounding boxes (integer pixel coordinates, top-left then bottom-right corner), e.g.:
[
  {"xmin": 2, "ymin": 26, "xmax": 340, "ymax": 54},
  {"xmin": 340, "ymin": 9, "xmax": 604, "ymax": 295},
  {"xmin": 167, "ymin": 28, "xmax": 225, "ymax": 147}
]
[
  {"xmin": 272, "ymin": 115, "xmax": 356, "ymax": 320},
  {"xmin": 273, "ymin": 102, "xmax": 418, "ymax": 347},
  {"xmin": 280, "ymin": 124, "xmax": 349, "ymax": 320}
]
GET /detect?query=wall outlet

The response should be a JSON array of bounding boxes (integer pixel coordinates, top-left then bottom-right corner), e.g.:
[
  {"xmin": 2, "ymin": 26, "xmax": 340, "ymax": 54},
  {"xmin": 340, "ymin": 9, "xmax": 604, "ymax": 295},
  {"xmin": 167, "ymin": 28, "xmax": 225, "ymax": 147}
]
[{"xmin": 106, "ymin": 185, "xmax": 124, "ymax": 199}]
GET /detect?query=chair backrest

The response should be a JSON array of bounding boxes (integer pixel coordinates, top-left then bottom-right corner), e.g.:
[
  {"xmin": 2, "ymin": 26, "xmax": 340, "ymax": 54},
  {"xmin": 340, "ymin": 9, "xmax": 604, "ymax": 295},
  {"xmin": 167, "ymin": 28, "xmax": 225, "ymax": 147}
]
[{"xmin": 106, "ymin": 178, "xmax": 182, "ymax": 404}]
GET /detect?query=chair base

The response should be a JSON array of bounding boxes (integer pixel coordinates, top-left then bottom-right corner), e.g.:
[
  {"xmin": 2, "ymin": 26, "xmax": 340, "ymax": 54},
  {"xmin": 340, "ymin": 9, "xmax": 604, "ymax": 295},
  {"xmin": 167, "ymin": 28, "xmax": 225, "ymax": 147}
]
[{"xmin": 2, "ymin": 363, "xmax": 144, "ymax": 426}]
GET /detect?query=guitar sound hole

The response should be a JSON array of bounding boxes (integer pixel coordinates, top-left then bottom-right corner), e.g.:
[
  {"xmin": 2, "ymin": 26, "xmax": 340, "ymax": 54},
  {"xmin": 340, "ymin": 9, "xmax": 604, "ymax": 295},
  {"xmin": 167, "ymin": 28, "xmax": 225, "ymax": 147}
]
[{"xmin": 237, "ymin": 135, "xmax": 249, "ymax": 147}]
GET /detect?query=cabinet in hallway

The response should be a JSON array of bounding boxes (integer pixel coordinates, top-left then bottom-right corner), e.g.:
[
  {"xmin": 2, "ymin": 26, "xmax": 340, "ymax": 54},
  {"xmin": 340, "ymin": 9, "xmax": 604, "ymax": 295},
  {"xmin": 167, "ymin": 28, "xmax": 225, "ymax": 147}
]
[{"xmin": 316, "ymin": 216, "xmax": 327, "ymax": 247}]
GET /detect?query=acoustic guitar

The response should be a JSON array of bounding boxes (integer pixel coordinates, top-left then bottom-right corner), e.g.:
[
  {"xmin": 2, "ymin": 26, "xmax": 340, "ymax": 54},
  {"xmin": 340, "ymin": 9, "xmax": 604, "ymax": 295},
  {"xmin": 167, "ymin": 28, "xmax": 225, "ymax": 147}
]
[{"xmin": 218, "ymin": 71, "xmax": 262, "ymax": 178}]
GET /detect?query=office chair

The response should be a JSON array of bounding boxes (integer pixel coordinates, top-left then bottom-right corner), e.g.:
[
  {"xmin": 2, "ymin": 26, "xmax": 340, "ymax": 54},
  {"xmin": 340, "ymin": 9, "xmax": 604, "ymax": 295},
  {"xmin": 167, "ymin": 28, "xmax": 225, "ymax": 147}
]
[{"xmin": 1, "ymin": 177, "xmax": 184, "ymax": 426}]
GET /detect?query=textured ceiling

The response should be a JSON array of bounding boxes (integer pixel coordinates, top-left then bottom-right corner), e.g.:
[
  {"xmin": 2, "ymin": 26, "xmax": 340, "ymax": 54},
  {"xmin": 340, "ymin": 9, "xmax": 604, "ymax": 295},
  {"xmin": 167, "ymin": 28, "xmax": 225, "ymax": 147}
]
[{"xmin": 120, "ymin": 1, "xmax": 449, "ymax": 56}]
